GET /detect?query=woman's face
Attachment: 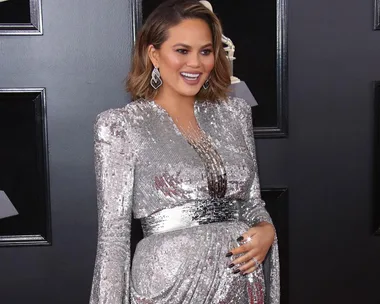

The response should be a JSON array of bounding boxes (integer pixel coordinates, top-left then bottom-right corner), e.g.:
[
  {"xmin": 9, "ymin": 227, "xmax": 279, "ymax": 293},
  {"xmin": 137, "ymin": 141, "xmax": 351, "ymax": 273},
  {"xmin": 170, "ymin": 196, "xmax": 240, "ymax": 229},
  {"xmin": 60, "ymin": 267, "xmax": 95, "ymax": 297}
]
[{"xmin": 149, "ymin": 18, "xmax": 215, "ymax": 98}]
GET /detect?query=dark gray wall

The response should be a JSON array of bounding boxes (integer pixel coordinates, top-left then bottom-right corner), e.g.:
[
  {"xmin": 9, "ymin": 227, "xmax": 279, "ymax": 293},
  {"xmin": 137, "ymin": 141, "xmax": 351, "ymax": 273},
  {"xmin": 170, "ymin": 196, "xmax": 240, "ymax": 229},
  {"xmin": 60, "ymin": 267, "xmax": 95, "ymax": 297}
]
[
  {"xmin": 0, "ymin": 0, "xmax": 132, "ymax": 303},
  {"xmin": 287, "ymin": 0, "xmax": 380, "ymax": 303},
  {"xmin": 1, "ymin": 0, "xmax": 380, "ymax": 303}
]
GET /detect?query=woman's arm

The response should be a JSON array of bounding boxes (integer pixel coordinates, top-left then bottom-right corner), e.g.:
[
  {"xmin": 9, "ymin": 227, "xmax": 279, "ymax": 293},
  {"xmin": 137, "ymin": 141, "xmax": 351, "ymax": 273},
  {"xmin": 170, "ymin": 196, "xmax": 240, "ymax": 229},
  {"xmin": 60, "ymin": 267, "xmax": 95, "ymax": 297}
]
[
  {"xmin": 227, "ymin": 98, "xmax": 280, "ymax": 303},
  {"xmin": 237, "ymin": 98, "xmax": 274, "ymax": 227},
  {"xmin": 90, "ymin": 109, "xmax": 135, "ymax": 304}
]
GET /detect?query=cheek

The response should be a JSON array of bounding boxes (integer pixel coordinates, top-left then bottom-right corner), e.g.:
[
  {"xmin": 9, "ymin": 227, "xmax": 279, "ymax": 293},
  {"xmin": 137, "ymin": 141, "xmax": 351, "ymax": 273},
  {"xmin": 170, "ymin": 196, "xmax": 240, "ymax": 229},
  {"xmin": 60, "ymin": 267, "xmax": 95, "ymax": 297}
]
[
  {"xmin": 161, "ymin": 54, "xmax": 184, "ymax": 73},
  {"xmin": 203, "ymin": 56, "xmax": 215, "ymax": 72}
]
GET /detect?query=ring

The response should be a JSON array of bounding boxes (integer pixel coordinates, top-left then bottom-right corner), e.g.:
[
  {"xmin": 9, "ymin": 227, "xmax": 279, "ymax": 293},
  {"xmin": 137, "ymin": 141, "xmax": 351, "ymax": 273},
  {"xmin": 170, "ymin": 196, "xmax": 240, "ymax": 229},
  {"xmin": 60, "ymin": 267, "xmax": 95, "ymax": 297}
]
[
  {"xmin": 252, "ymin": 257, "xmax": 260, "ymax": 268},
  {"xmin": 241, "ymin": 236, "xmax": 252, "ymax": 244}
]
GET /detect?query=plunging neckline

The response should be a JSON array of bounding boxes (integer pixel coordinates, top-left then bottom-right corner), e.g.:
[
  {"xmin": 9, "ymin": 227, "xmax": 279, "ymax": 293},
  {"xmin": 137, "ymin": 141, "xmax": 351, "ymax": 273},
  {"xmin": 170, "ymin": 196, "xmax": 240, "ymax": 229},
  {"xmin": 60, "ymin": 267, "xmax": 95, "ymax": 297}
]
[
  {"xmin": 147, "ymin": 99, "xmax": 227, "ymax": 198},
  {"xmin": 148, "ymin": 99, "xmax": 207, "ymax": 145}
]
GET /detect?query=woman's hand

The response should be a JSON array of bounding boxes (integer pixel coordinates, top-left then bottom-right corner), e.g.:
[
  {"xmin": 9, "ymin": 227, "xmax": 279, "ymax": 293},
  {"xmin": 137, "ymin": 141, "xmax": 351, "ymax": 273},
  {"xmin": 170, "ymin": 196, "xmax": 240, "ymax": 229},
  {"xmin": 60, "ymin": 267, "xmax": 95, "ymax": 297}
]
[{"xmin": 226, "ymin": 222, "xmax": 275, "ymax": 275}]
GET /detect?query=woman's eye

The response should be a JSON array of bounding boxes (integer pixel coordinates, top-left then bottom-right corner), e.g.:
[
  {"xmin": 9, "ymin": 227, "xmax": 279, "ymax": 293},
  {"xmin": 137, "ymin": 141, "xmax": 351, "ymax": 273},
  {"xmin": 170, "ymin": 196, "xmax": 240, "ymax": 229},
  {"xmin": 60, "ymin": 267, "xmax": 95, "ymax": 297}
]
[
  {"xmin": 176, "ymin": 49, "xmax": 188, "ymax": 54},
  {"xmin": 201, "ymin": 49, "xmax": 213, "ymax": 55}
]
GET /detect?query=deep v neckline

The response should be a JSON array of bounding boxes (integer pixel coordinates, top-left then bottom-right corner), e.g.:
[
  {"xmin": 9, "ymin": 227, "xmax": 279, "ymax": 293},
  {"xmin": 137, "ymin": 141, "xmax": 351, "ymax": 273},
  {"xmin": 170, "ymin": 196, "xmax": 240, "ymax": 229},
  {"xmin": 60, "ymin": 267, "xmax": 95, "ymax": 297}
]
[
  {"xmin": 148, "ymin": 99, "xmax": 207, "ymax": 145},
  {"xmin": 148, "ymin": 99, "xmax": 227, "ymax": 198}
]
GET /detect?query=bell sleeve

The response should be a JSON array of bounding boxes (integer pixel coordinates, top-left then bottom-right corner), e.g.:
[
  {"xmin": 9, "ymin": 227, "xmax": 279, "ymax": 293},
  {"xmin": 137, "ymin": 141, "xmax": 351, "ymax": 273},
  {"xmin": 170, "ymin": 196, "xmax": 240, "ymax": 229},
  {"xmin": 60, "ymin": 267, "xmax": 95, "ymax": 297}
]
[
  {"xmin": 89, "ymin": 109, "xmax": 135, "ymax": 304},
  {"xmin": 236, "ymin": 97, "xmax": 280, "ymax": 304}
]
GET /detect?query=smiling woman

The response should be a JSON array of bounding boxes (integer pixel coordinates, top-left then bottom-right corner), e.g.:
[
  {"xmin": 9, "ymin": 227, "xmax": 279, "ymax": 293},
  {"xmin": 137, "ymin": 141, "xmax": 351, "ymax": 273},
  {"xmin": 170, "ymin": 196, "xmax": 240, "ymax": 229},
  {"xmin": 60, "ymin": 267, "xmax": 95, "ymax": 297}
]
[
  {"xmin": 147, "ymin": 19, "xmax": 216, "ymax": 99},
  {"xmin": 126, "ymin": 0, "xmax": 230, "ymax": 102},
  {"xmin": 89, "ymin": 1, "xmax": 280, "ymax": 303},
  {"xmin": 138, "ymin": 0, "xmax": 288, "ymax": 138}
]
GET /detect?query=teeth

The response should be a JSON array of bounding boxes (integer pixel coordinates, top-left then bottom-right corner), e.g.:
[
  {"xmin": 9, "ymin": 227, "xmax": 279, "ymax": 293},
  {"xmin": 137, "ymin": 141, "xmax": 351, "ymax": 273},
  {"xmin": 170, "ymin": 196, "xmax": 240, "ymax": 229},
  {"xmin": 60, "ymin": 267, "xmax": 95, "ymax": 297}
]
[{"xmin": 181, "ymin": 72, "xmax": 200, "ymax": 78}]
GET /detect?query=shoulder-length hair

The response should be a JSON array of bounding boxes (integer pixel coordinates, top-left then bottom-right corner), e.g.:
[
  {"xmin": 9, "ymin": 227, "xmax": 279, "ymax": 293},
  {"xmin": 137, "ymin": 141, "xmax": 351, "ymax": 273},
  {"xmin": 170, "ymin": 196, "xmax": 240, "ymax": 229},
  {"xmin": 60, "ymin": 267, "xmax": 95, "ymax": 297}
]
[{"xmin": 126, "ymin": 0, "xmax": 231, "ymax": 102}]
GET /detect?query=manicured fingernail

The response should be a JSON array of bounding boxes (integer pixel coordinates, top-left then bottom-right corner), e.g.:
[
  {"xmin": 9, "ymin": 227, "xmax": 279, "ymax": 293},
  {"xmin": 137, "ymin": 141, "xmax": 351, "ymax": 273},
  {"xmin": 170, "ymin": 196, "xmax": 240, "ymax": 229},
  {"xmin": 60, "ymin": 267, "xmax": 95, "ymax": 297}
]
[
  {"xmin": 236, "ymin": 236, "xmax": 244, "ymax": 242},
  {"xmin": 228, "ymin": 263, "xmax": 235, "ymax": 268},
  {"xmin": 232, "ymin": 269, "xmax": 240, "ymax": 274},
  {"xmin": 225, "ymin": 252, "xmax": 233, "ymax": 257},
  {"xmin": 241, "ymin": 272, "xmax": 247, "ymax": 276}
]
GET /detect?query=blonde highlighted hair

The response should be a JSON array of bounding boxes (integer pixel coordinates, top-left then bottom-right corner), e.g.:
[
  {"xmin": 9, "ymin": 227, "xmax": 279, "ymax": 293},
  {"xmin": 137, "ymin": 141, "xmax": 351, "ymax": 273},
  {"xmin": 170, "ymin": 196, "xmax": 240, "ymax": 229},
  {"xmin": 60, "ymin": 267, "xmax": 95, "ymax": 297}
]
[{"xmin": 126, "ymin": 0, "xmax": 231, "ymax": 101}]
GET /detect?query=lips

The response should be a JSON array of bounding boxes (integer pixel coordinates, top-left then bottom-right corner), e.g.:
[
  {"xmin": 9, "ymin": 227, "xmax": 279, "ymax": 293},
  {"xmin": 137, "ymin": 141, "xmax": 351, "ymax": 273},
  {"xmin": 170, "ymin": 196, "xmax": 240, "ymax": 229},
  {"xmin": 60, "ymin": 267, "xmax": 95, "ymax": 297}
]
[{"xmin": 180, "ymin": 72, "xmax": 202, "ymax": 85}]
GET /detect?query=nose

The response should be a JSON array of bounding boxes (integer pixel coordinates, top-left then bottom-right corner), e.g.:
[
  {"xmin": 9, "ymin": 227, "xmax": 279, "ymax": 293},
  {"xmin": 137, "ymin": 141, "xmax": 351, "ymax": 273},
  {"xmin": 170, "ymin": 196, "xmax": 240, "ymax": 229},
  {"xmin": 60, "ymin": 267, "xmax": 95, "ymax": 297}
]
[{"xmin": 186, "ymin": 52, "xmax": 201, "ymax": 68}]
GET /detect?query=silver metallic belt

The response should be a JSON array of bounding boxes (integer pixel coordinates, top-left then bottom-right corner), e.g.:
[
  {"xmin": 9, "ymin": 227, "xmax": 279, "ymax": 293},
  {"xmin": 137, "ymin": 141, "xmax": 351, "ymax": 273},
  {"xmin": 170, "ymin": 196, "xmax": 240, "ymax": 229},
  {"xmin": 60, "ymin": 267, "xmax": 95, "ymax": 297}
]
[{"xmin": 140, "ymin": 198, "xmax": 242, "ymax": 237}]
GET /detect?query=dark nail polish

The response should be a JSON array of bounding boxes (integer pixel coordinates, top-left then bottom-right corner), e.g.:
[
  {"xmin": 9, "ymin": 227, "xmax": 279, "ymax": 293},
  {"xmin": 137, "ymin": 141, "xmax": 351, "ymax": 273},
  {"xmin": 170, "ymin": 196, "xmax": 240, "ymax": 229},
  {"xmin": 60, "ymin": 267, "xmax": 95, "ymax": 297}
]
[
  {"xmin": 232, "ymin": 269, "xmax": 240, "ymax": 274},
  {"xmin": 236, "ymin": 236, "xmax": 244, "ymax": 242},
  {"xmin": 225, "ymin": 252, "xmax": 233, "ymax": 257},
  {"xmin": 228, "ymin": 263, "xmax": 235, "ymax": 268}
]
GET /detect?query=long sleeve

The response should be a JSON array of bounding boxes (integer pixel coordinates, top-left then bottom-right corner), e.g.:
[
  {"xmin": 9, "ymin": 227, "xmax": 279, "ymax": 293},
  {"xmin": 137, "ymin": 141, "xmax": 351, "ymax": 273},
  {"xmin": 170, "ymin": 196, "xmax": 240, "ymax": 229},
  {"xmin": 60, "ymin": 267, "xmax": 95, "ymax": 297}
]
[
  {"xmin": 236, "ymin": 98, "xmax": 280, "ymax": 304},
  {"xmin": 237, "ymin": 98, "xmax": 273, "ymax": 227},
  {"xmin": 90, "ymin": 109, "xmax": 135, "ymax": 304}
]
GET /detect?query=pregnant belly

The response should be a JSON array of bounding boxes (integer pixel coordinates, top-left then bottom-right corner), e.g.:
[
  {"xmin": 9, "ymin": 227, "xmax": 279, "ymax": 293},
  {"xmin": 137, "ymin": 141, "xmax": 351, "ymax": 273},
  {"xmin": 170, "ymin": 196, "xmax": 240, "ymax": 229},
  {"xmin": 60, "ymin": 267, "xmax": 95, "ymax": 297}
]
[{"xmin": 130, "ymin": 220, "xmax": 249, "ymax": 299}]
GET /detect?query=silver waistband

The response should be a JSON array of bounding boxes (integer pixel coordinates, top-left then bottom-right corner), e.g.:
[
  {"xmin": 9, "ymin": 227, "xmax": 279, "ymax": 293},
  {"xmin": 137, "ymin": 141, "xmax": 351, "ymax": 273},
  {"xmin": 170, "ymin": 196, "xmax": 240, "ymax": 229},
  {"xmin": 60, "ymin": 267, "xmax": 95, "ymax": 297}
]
[{"xmin": 140, "ymin": 198, "xmax": 242, "ymax": 237}]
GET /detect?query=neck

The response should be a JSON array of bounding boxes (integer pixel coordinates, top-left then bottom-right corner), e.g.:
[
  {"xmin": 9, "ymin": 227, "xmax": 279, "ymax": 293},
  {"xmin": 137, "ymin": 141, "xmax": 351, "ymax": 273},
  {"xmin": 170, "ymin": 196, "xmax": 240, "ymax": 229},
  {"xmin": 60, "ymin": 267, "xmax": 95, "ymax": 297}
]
[{"xmin": 154, "ymin": 86, "xmax": 195, "ymax": 113}]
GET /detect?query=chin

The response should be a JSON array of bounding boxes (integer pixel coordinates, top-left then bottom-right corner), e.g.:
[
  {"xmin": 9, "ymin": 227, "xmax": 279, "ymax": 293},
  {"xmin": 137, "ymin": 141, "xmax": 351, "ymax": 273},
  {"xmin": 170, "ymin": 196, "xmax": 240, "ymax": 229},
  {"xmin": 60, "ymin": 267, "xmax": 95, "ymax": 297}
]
[{"xmin": 176, "ymin": 87, "xmax": 202, "ymax": 97}]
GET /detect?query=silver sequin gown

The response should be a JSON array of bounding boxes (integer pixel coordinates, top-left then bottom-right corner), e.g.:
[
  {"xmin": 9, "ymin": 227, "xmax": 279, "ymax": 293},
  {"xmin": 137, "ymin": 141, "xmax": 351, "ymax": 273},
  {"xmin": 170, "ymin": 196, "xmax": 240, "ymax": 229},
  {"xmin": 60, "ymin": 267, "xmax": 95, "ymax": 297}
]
[{"xmin": 89, "ymin": 97, "xmax": 280, "ymax": 304}]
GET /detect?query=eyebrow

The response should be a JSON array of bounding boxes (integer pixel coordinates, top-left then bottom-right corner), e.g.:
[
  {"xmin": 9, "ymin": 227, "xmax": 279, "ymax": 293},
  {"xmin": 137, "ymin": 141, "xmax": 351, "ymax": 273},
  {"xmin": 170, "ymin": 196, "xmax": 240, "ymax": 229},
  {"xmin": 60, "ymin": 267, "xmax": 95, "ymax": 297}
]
[{"xmin": 172, "ymin": 43, "xmax": 213, "ymax": 49}]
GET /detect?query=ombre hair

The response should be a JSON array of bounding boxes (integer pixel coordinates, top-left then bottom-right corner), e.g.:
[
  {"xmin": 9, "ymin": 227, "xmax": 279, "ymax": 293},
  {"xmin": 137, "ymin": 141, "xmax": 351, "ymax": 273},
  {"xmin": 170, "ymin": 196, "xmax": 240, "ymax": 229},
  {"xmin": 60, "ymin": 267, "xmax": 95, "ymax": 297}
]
[{"xmin": 126, "ymin": 0, "xmax": 231, "ymax": 101}]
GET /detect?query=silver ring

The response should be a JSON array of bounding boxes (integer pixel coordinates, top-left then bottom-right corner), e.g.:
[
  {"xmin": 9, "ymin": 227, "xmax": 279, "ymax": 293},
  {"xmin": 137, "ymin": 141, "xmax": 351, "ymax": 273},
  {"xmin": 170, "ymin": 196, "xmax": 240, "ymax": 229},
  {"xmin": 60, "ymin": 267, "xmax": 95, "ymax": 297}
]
[
  {"xmin": 241, "ymin": 236, "xmax": 252, "ymax": 244},
  {"xmin": 252, "ymin": 257, "xmax": 260, "ymax": 268}
]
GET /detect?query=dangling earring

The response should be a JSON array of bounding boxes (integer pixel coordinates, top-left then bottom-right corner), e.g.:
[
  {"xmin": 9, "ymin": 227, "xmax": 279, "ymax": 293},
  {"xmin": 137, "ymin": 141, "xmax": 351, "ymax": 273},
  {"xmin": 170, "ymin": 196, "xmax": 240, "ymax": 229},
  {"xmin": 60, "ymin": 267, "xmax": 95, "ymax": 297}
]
[
  {"xmin": 150, "ymin": 66, "xmax": 162, "ymax": 90},
  {"xmin": 203, "ymin": 77, "xmax": 210, "ymax": 90}
]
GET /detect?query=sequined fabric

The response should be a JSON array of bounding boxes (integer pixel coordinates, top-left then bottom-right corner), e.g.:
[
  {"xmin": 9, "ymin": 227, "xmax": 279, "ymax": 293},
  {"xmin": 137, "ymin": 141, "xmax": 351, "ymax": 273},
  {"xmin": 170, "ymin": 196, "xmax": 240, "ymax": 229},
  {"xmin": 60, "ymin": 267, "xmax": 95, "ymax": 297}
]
[{"xmin": 89, "ymin": 97, "xmax": 280, "ymax": 304}]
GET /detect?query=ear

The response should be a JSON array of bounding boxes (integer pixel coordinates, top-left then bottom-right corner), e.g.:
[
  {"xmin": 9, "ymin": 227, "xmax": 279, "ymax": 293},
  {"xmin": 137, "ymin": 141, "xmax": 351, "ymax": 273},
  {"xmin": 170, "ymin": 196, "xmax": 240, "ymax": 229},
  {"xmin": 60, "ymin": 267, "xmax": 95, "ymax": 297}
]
[{"xmin": 148, "ymin": 45, "xmax": 160, "ymax": 68}]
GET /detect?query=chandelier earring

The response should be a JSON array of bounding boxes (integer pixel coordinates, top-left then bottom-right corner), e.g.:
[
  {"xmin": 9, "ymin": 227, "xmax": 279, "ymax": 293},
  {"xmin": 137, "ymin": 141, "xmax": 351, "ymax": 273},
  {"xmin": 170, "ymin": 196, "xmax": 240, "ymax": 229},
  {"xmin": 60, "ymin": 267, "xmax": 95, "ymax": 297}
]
[
  {"xmin": 202, "ymin": 77, "xmax": 210, "ymax": 90},
  {"xmin": 150, "ymin": 66, "xmax": 163, "ymax": 90}
]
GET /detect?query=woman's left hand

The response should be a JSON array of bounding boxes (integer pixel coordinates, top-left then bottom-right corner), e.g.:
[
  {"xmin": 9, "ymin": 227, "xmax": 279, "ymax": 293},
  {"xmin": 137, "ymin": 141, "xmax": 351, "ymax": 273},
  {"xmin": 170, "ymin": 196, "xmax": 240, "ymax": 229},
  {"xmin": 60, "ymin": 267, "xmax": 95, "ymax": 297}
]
[{"xmin": 227, "ymin": 222, "xmax": 275, "ymax": 275}]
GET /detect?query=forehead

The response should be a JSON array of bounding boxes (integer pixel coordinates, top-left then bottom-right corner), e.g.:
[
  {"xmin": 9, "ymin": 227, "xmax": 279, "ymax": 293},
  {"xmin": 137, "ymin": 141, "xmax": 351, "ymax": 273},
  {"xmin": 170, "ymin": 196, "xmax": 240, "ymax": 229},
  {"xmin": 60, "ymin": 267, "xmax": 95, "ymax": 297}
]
[{"xmin": 165, "ymin": 18, "xmax": 212, "ymax": 45}]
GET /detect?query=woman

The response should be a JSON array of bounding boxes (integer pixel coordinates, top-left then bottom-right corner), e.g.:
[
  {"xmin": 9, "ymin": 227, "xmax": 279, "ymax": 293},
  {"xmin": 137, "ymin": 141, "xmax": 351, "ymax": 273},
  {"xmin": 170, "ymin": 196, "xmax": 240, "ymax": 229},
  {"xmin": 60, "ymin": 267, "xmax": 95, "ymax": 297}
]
[{"xmin": 89, "ymin": 0, "xmax": 280, "ymax": 303}]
